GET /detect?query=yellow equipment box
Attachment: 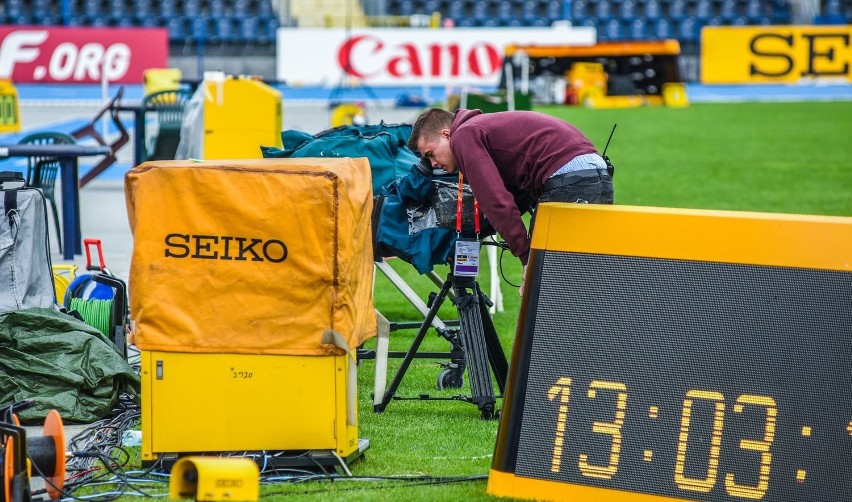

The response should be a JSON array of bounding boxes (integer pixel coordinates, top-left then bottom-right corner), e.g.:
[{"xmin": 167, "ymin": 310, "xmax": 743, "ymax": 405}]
[
  {"xmin": 126, "ymin": 158, "xmax": 376, "ymax": 466},
  {"xmin": 141, "ymin": 350, "xmax": 359, "ymax": 461},
  {"xmin": 202, "ymin": 76, "xmax": 282, "ymax": 159}
]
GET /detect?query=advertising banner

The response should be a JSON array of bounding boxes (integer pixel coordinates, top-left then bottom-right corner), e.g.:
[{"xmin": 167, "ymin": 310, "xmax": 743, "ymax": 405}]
[
  {"xmin": 702, "ymin": 25, "xmax": 851, "ymax": 84},
  {"xmin": 0, "ymin": 26, "xmax": 168, "ymax": 84},
  {"xmin": 276, "ymin": 27, "xmax": 596, "ymax": 87}
]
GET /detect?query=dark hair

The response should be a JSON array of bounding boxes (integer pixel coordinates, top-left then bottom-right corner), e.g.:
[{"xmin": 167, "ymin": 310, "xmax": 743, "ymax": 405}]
[{"xmin": 408, "ymin": 108, "xmax": 454, "ymax": 152}]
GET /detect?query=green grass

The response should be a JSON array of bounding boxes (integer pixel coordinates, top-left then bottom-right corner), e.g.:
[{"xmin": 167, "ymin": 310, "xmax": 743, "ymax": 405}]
[
  {"xmin": 119, "ymin": 101, "xmax": 851, "ymax": 501},
  {"xmin": 542, "ymin": 101, "xmax": 852, "ymax": 216}
]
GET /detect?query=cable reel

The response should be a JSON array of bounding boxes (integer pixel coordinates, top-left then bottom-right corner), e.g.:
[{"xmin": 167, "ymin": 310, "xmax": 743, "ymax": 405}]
[{"xmin": 1, "ymin": 403, "xmax": 66, "ymax": 502}]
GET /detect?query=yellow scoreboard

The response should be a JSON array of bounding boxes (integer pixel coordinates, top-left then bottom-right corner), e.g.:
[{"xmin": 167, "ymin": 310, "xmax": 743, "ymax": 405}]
[{"xmin": 489, "ymin": 204, "xmax": 851, "ymax": 501}]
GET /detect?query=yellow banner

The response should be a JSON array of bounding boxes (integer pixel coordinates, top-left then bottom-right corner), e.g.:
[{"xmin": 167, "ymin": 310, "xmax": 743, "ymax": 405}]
[{"xmin": 701, "ymin": 25, "xmax": 852, "ymax": 83}]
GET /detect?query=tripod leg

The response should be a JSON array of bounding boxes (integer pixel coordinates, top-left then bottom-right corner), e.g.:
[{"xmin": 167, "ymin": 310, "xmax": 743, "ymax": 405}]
[
  {"xmin": 454, "ymin": 279, "xmax": 497, "ymax": 420},
  {"xmin": 477, "ymin": 287, "xmax": 509, "ymax": 394},
  {"xmin": 374, "ymin": 279, "xmax": 453, "ymax": 413}
]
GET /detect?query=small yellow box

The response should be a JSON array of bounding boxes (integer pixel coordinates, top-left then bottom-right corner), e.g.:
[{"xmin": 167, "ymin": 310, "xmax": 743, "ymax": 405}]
[
  {"xmin": 169, "ymin": 457, "xmax": 259, "ymax": 501},
  {"xmin": 143, "ymin": 68, "xmax": 183, "ymax": 96},
  {"xmin": 141, "ymin": 350, "xmax": 359, "ymax": 462}
]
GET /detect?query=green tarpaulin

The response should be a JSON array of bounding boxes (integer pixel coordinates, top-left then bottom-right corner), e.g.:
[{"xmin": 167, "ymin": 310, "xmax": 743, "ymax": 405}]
[{"xmin": 0, "ymin": 308, "xmax": 139, "ymax": 424}]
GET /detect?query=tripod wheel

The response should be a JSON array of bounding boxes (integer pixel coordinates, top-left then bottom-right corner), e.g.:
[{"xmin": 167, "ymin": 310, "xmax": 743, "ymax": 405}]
[{"xmin": 436, "ymin": 368, "xmax": 464, "ymax": 390}]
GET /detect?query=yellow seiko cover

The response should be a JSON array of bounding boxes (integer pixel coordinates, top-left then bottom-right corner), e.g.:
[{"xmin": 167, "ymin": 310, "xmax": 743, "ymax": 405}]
[{"xmin": 125, "ymin": 158, "xmax": 377, "ymax": 356}]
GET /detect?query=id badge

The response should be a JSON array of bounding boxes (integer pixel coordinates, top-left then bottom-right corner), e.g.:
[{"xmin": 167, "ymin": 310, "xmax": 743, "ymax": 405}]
[{"xmin": 453, "ymin": 238, "xmax": 480, "ymax": 277}]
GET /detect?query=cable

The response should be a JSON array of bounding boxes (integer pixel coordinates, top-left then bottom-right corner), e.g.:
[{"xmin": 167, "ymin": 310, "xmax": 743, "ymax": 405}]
[
  {"xmin": 69, "ymin": 297, "xmax": 114, "ymax": 338},
  {"xmin": 261, "ymin": 474, "xmax": 488, "ymax": 498},
  {"xmin": 497, "ymin": 246, "xmax": 521, "ymax": 288}
]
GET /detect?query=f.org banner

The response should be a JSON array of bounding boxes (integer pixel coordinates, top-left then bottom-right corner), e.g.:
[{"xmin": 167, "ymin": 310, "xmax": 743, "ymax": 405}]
[
  {"xmin": 276, "ymin": 27, "xmax": 596, "ymax": 87},
  {"xmin": 702, "ymin": 25, "xmax": 851, "ymax": 84},
  {"xmin": 0, "ymin": 26, "xmax": 168, "ymax": 84}
]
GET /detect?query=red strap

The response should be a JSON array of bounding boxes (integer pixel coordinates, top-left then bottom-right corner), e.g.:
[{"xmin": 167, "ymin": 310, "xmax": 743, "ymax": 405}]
[
  {"xmin": 456, "ymin": 173, "xmax": 464, "ymax": 234},
  {"xmin": 456, "ymin": 172, "xmax": 481, "ymax": 237}
]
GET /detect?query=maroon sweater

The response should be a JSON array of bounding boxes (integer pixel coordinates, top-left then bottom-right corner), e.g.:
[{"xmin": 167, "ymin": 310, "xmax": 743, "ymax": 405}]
[{"xmin": 450, "ymin": 109, "xmax": 598, "ymax": 264}]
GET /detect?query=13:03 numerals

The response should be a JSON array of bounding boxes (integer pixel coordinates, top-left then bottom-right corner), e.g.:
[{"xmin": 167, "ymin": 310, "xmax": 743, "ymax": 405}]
[{"xmin": 547, "ymin": 377, "xmax": 783, "ymax": 500}]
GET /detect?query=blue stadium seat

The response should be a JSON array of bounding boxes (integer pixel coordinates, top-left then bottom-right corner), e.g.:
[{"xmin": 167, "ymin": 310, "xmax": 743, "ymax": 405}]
[
  {"xmin": 677, "ymin": 18, "xmax": 700, "ymax": 42},
  {"xmin": 745, "ymin": 0, "xmax": 762, "ymax": 20},
  {"xmin": 601, "ymin": 18, "xmax": 623, "ymax": 40},
  {"xmin": 771, "ymin": 0, "xmax": 792, "ymax": 23},
  {"xmin": 32, "ymin": 0, "xmax": 51, "ymax": 18},
  {"xmin": 135, "ymin": 0, "xmax": 154, "ymax": 20},
  {"xmin": 264, "ymin": 17, "xmax": 280, "ymax": 44},
  {"xmin": 695, "ymin": 0, "xmax": 712, "ymax": 20},
  {"xmin": 618, "ymin": 0, "xmax": 636, "ymax": 20},
  {"xmin": 627, "ymin": 17, "xmax": 648, "ymax": 40},
  {"xmin": 398, "ymin": 0, "xmax": 415, "ymax": 16},
  {"xmin": 546, "ymin": 0, "xmax": 564, "ymax": 22},
  {"xmin": 183, "ymin": 0, "xmax": 202, "ymax": 18},
  {"xmin": 166, "ymin": 17, "xmax": 188, "ymax": 41},
  {"xmin": 668, "ymin": 0, "xmax": 687, "ymax": 20},
  {"xmin": 457, "ymin": 17, "xmax": 476, "ymax": 27},
  {"xmin": 239, "ymin": 17, "xmax": 259, "ymax": 43},
  {"xmin": 570, "ymin": 0, "xmax": 587, "ymax": 21},
  {"xmin": 233, "ymin": 0, "xmax": 251, "ymax": 18},
  {"xmin": 497, "ymin": 1, "xmax": 514, "ymax": 24},
  {"xmin": 731, "ymin": 14, "xmax": 749, "ymax": 25},
  {"xmin": 159, "ymin": 0, "xmax": 178, "ymax": 19},
  {"xmin": 448, "ymin": 0, "xmax": 464, "ymax": 20},
  {"xmin": 190, "ymin": 17, "xmax": 209, "ymax": 42},
  {"xmin": 653, "ymin": 17, "xmax": 672, "ymax": 39},
  {"xmin": 208, "ymin": 0, "xmax": 226, "ymax": 18},
  {"xmin": 720, "ymin": 0, "xmax": 739, "ymax": 20},
  {"xmin": 643, "ymin": 0, "xmax": 661, "ymax": 20},
  {"xmin": 82, "ymin": 0, "xmax": 102, "ymax": 18},
  {"xmin": 258, "ymin": 0, "xmax": 275, "ymax": 17},
  {"xmin": 213, "ymin": 17, "xmax": 236, "ymax": 43},
  {"xmin": 423, "ymin": 0, "xmax": 441, "ymax": 13},
  {"xmin": 507, "ymin": 17, "xmax": 523, "ymax": 26},
  {"xmin": 521, "ymin": 0, "xmax": 539, "ymax": 23},
  {"xmin": 472, "ymin": 0, "xmax": 490, "ymax": 24},
  {"xmin": 594, "ymin": 0, "xmax": 612, "ymax": 20}
]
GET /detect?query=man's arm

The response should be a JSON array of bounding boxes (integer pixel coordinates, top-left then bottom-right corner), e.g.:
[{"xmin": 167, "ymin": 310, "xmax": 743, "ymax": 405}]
[{"xmin": 453, "ymin": 128, "xmax": 531, "ymax": 264}]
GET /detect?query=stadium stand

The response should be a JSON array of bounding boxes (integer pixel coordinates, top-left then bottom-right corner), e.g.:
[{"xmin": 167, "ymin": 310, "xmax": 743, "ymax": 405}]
[{"xmin": 0, "ymin": 0, "xmax": 847, "ymax": 46}]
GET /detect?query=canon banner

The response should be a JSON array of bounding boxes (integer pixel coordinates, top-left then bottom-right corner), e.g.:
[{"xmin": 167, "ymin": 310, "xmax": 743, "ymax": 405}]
[
  {"xmin": 702, "ymin": 25, "xmax": 851, "ymax": 84},
  {"xmin": 276, "ymin": 27, "xmax": 596, "ymax": 86},
  {"xmin": 0, "ymin": 26, "xmax": 168, "ymax": 84}
]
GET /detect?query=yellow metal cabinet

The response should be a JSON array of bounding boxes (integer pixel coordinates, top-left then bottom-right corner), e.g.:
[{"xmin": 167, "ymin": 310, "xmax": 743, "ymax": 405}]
[
  {"xmin": 140, "ymin": 350, "xmax": 358, "ymax": 461},
  {"xmin": 202, "ymin": 77, "xmax": 282, "ymax": 160}
]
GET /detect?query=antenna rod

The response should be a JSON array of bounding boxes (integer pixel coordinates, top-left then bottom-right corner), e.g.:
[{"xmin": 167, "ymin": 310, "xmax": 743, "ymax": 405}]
[{"xmin": 602, "ymin": 123, "xmax": 617, "ymax": 157}]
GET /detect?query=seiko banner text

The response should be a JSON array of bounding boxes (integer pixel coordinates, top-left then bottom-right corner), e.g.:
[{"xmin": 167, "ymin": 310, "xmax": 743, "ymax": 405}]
[
  {"xmin": 276, "ymin": 27, "xmax": 595, "ymax": 86},
  {"xmin": 701, "ymin": 25, "xmax": 851, "ymax": 83},
  {"xmin": 0, "ymin": 26, "xmax": 168, "ymax": 83}
]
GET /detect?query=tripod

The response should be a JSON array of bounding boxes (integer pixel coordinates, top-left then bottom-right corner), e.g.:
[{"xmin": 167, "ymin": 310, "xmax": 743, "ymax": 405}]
[{"xmin": 373, "ymin": 270, "xmax": 509, "ymax": 420}]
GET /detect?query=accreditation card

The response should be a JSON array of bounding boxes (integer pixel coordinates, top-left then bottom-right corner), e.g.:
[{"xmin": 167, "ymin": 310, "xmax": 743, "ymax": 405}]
[{"xmin": 453, "ymin": 238, "xmax": 480, "ymax": 277}]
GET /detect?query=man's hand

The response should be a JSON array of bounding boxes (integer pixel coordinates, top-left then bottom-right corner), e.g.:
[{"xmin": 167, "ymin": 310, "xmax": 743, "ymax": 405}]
[{"xmin": 519, "ymin": 264, "xmax": 528, "ymax": 297}]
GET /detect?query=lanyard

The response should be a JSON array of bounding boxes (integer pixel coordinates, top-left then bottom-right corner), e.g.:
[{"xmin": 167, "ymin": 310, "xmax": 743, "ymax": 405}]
[{"xmin": 456, "ymin": 172, "xmax": 480, "ymax": 238}]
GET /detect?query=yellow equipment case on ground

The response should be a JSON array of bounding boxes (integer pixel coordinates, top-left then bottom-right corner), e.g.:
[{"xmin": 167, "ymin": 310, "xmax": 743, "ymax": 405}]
[{"xmin": 125, "ymin": 158, "xmax": 376, "ymax": 465}]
